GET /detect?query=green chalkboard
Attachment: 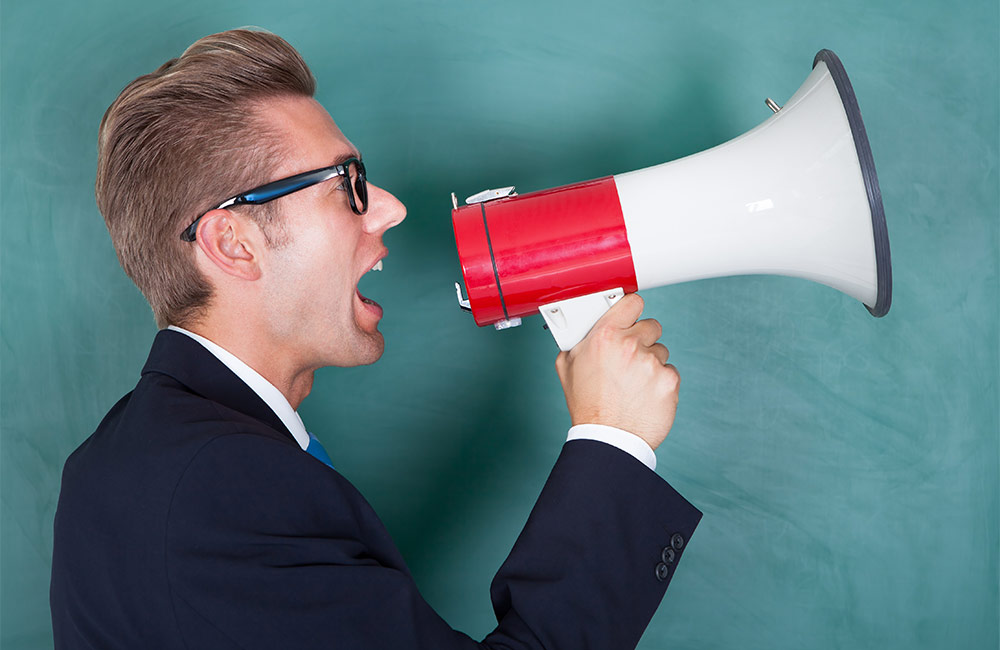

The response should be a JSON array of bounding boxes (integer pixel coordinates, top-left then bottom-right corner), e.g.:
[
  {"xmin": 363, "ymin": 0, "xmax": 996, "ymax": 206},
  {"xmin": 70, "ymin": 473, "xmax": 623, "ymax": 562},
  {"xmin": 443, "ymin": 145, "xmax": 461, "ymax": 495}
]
[{"xmin": 2, "ymin": 1, "xmax": 997, "ymax": 648}]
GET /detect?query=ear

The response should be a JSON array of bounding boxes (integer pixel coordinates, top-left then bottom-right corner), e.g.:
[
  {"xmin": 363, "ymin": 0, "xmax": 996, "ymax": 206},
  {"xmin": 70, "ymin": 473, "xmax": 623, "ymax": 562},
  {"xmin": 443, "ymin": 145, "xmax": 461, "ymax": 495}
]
[{"xmin": 194, "ymin": 209, "xmax": 263, "ymax": 281}]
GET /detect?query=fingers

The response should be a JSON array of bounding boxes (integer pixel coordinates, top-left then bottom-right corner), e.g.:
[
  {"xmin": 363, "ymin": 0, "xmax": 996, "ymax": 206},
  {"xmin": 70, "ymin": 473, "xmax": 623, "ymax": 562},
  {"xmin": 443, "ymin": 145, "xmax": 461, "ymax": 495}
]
[
  {"xmin": 587, "ymin": 293, "xmax": 667, "ymax": 360},
  {"xmin": 664, "ymin": 363, "xmax": 681, "ymax": 399},
  {"xmin": 596, "ymin": 293, "xmax": 644, "ymax": 329},
  {"xmin": 632, "ymin": 318, "xmax": 663, "ymax": 348},
  {"xmin": 649, "ymin": 342, "xmax": 670, "ymax": 365}
]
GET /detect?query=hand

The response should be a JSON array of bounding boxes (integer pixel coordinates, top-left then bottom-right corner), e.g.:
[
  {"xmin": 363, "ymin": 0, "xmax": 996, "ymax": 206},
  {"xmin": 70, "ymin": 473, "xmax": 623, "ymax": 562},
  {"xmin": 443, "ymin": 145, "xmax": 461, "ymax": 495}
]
[{"xmin": 554, "ymin": 293, "xmax": 679, "ymax": 451}]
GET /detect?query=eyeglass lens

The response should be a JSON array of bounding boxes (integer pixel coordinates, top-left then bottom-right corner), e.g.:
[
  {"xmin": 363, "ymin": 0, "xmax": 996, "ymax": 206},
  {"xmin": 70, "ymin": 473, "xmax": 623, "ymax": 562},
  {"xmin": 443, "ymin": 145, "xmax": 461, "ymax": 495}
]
[{"xmin": 348, "ymin": 159, "xmax": 368, "ymax": 214}]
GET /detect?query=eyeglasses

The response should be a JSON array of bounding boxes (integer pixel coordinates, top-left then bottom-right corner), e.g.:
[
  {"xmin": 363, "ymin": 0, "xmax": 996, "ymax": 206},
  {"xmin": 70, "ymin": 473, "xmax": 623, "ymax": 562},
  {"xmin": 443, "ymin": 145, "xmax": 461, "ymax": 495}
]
[{"xmin": 180, "ymin": 157, "xmax": 368, "ymax": 242}]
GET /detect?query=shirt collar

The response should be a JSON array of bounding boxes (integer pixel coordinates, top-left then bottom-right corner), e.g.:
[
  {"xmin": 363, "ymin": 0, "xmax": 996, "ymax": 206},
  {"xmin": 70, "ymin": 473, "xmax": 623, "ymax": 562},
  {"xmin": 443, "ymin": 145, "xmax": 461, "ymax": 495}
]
[{"xmin": 166, "ymin": 326, "xmax": 310, "ymax": 451}]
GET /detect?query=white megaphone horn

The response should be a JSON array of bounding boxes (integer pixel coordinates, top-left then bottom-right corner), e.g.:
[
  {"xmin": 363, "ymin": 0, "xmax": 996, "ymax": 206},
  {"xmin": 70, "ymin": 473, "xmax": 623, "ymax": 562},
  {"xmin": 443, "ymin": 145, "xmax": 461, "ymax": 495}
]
[{"xmin": 451, "ymin": 49, "xmax": 892, "ymax": 350}]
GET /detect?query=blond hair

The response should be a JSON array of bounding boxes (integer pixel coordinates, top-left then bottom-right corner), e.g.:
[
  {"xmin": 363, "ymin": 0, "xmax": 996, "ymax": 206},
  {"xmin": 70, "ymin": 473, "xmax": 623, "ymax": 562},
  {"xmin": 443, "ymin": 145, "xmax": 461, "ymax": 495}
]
[{"xmin": 96, "ymin": 29, "xmax": 315, "ymax": 327}]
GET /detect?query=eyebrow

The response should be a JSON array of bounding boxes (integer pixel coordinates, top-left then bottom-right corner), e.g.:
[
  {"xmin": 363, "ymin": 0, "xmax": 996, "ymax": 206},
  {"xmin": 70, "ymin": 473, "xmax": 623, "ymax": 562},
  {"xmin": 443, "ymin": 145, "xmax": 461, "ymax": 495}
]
[{"xmin": 329, "ymin": 150, "xmax": 362, "ymax": 167}]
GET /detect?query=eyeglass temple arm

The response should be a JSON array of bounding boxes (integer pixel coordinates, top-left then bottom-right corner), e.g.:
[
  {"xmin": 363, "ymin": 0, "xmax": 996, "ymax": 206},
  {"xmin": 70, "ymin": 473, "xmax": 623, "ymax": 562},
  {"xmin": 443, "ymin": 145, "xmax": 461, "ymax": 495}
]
[
  {"xmin": 180, "ymin": 164, "xmax": 349, "ymax": 241},
  {"xmin": 239, "ymin": 166, "xmax": 347, "ymax": 205}
]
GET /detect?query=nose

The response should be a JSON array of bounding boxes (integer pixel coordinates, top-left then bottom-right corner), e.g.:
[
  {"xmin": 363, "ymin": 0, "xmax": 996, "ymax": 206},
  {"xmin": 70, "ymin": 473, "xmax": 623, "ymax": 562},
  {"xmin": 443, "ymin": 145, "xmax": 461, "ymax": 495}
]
[{"xmin": 363, "ymin": 183, "xmax": 406, "ymax": 234}]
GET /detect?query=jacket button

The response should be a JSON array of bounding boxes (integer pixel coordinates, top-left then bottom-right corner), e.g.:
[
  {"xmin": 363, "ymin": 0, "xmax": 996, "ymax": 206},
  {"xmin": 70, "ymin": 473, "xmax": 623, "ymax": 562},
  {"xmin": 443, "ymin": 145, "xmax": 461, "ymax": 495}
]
[
  {"xmin": 661, "ymin": 546, "xmax": 676, "ymax": 564},
  {"xmin": 670, "ymin": 533, "xmax": 685, "ymax": 551},
  {"xmin": 655, "ymin": 562, "xmax": 670, "ymax": 581}
]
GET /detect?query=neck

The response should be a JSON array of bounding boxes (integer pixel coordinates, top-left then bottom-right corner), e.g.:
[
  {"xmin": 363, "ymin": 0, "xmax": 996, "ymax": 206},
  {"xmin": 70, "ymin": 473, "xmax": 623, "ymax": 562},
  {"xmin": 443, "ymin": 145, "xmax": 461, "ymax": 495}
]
[{"xmin": 176, "ymin": 318, "xmax": 315, "ymax": 410}]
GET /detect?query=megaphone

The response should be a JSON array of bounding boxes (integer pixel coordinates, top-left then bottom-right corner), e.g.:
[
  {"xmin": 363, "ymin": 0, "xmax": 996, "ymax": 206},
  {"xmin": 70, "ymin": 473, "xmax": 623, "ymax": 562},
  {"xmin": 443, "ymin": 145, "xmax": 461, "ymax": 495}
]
[{"xmin": 451, "ymin": 49, "xmax": 891, "ymax": 350}]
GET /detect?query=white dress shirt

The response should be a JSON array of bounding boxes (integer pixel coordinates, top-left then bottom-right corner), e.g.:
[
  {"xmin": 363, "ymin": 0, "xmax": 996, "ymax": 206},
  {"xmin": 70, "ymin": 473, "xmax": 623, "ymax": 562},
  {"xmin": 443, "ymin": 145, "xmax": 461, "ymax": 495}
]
[{"xmin": 167, "ymin": 326, "xmax": 656, "ymax": 470}]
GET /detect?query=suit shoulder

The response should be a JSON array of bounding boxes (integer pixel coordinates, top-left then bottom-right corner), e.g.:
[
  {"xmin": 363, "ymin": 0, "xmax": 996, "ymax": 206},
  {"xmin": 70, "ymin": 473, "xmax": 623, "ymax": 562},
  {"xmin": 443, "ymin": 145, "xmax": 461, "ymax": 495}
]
[{"xmin": 168, "ymin": 431, "xmax": 373, "ymax": 531}]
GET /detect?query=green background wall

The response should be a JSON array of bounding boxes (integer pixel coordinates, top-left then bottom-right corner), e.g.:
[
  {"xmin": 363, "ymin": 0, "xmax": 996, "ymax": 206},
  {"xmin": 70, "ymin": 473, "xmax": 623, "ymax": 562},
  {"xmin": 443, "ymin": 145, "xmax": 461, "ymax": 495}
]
[{"xmin": 2, "ymin": 0, "xmax": 997, "ymax": 647}]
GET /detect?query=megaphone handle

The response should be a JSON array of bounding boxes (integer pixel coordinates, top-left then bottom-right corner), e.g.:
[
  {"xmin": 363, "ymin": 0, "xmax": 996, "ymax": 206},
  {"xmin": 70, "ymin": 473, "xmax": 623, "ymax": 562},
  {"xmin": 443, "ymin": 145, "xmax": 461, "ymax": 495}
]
[{"xmin": 539, "ymin": 288, "xmax": 625, "ymax": 351}]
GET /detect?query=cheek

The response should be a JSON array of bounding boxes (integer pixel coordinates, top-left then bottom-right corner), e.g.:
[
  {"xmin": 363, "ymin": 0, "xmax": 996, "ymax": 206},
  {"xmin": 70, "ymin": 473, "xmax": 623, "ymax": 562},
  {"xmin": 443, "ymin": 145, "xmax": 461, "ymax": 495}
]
[
  {"xmin": 265, "ymin": 213, "xmax": 363, "ymax": 311},
  {"xmin": 298, "ymin": 244, "xmax": 360, "ymax": 316}
]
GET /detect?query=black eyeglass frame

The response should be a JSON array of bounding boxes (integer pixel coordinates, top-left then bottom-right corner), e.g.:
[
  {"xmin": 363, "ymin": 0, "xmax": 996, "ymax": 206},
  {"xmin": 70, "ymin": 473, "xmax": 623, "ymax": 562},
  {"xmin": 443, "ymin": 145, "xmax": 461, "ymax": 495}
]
[{"xmin": 180, "ymin": 157, "xmax": 367, "ymax": 242}]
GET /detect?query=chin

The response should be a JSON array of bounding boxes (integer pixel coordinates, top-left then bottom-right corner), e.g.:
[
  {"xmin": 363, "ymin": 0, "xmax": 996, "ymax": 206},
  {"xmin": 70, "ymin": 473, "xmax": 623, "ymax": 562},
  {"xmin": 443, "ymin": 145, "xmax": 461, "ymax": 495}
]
[
  {"xmin": 319, "ymin": 320, "xmax": 386, "ymax": 368},
  {"xmin": 357, "ymin": 347, "xmax": 384, "ymax": 366},
  {"xmin": 349, "ymin": 331, "xmax": 386, "ymax": 367}
]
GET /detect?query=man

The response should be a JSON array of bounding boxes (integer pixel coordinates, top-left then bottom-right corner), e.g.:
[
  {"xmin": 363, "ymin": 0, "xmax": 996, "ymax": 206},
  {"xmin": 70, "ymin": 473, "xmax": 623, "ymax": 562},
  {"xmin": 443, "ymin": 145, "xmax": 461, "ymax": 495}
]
[{"xmin": 50, "ymin": 29, "xmax": 701, "ymax": 649}]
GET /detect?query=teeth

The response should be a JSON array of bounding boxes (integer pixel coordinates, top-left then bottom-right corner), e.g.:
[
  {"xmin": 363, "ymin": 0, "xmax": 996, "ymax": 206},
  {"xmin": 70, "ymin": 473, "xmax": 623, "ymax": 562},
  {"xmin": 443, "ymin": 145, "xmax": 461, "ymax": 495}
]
[{"xmin": 371, "ymin": 260, "xmax": 383, "ymax": 272}]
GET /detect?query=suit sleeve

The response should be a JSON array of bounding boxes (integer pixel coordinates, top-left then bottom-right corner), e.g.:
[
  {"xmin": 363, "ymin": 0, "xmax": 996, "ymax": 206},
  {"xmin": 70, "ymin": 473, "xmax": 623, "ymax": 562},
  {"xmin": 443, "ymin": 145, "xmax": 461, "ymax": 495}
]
[
  {"xmin": 489, "ymin": 439, "xmax": 701, "ymax": 649},
  {"xmin": 165, "ymin": 434, "xmax": 700, "ymax": 650}
]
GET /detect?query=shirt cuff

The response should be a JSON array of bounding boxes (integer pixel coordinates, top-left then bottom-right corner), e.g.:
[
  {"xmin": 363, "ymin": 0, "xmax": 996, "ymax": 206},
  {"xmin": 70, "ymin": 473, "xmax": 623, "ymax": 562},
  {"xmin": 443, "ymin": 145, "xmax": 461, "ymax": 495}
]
[{"xmin": 566, "ymin": 424, "xmax": 657, "ymax": 471}]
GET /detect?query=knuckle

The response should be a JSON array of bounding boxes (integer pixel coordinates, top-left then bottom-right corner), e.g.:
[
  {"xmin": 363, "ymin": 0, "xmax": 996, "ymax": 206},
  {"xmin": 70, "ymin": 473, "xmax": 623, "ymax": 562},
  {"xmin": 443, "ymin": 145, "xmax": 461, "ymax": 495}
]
[
  {"xmin": 664, "ymin": 365, "xmax": 680, "ymax": 388},
  {"xmin": 656, "ymin": 376, "xmax": 679, "ymax": 400},
  {"xmin": 592, "ymin": 323, "xmax": 618, "ymax": 347}
]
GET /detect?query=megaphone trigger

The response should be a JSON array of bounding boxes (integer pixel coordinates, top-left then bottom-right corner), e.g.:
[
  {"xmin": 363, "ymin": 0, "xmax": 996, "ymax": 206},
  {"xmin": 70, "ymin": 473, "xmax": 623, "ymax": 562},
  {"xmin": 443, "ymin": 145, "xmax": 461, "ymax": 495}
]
[{"xmin": 539, "ymin": 289, "xmax": 625, "ymax": 351}]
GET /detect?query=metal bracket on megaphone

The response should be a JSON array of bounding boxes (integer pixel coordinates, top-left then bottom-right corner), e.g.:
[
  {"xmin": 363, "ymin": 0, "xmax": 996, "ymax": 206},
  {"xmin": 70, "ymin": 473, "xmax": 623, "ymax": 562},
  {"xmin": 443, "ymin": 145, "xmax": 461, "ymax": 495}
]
[{"xmin": 463, "ymin": 187, "xmax": 517, "ymax": 205}]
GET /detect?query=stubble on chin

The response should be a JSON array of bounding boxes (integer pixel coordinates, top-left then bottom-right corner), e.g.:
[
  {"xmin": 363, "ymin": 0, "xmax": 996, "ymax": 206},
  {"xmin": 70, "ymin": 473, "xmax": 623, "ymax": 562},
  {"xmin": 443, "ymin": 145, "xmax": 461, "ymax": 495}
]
[{"xmin": 317, "ymin": 327, "xmax": 384, "ymax": 369}]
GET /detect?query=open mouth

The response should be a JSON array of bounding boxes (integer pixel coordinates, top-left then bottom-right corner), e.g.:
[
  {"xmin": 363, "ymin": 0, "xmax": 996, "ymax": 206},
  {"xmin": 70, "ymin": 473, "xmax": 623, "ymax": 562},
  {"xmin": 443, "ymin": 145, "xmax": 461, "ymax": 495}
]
[{"xmin": 356, "ymin": 258, "xmax": 384, "ymax": 313}]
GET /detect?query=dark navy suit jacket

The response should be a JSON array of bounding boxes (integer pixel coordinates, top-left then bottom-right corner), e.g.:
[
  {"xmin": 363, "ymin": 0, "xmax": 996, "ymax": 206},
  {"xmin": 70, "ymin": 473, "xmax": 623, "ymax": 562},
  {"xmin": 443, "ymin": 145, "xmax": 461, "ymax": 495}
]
[{"xmin": 51, "ymin": 329, "xmax": 701, "ymax": 648}]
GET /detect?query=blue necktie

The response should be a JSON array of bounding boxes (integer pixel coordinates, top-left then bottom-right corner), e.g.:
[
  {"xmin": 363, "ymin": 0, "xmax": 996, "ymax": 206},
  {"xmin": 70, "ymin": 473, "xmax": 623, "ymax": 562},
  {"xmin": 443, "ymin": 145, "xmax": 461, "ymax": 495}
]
[{"xmin": 306, "ymin": 432, "xmax": 334, "ymax": 469}]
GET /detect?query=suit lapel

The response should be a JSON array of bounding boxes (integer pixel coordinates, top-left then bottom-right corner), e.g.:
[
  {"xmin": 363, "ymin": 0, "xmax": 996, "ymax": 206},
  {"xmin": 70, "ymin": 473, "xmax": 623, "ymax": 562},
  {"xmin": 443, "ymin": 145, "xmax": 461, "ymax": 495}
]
[{"xmin": 141, "ymin": 329, "xmax": 295, "ymax": 443}]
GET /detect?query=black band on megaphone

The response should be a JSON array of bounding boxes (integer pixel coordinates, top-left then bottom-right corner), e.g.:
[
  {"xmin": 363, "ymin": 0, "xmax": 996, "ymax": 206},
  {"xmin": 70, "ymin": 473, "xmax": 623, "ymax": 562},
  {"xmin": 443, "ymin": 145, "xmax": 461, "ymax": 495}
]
[
  {"xmin": 813, "ymin": 49, "xmax": 892, "ymax": 317},
  {"xmin": 480, "ymin": 202, "xmax": 510, "ymax": 321}
]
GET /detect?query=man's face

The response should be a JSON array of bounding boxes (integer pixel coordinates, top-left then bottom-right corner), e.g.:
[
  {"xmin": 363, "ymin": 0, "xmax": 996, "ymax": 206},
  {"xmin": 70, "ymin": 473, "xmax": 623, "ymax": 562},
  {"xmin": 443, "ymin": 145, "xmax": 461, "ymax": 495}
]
[{"xmin": 255, "ymin": 96, "xmax": 406, "ymax": 370}]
